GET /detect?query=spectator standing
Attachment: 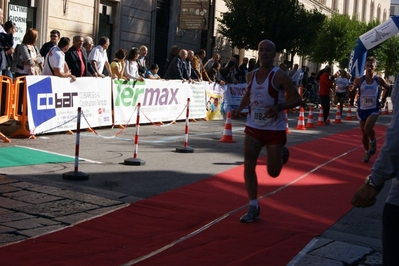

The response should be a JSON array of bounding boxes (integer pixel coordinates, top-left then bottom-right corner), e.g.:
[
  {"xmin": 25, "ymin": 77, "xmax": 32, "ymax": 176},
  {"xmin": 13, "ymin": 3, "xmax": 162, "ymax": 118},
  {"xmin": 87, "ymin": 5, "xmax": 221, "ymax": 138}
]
[
  {"xmin": 83, "ymin": 36, "xmax": 94, "ymax": 58},
  {"xmin": 163, "ymin": 49, "xmax": 191, "ymax": 82},
  {"xmin": 65, "ymin": 35, "xmax": 97, "ymax": 78},
  {"xmin": 318, "ymin": 66, "xmax": 333, "ymax": 125},
  {"xmin": 88, "ymin": 36, "xmax": 114, "ymax": 78},
  {"xmin": 0, "ymin": 20, "xmax": 15, "ymax": 116},
  {"xmin": 307, "ymin": 72, "xmax": 318, "ymax": 103},
  {"xmin": 124, "ymin": 48, "xmax": 144, "ymax": 82},
  {"xmin": 15, "ymin": 28, "xmax": 43, "ymax": 78},
  {"xmin": 289, "ymin": 63, "xmax": 298, "ymax": 77},
  {"xmin": 233, "ymin": 39, "xmax": 302, "ymax": 223},
  {"xmin": 222, "ymin": 56, "xmax": 239, "ymax": 81},
  {"xmin": 307, "ymin": 72, "xmax": 317, "ymax": 86},
  {"xmin": 351, "ymin": 72, "xmax": 399, "ymax": 266},
  {"xmin": 186, "ymin": 50, "xmax": 199, "ymax": 81},
  {"xmin": 0, "ymin": 8, "xmax": 5, "ymax": 33},
  {"xmin": 219, "ymin": 61, "xmax": 238, "ymax": 84},
  {"xmin": 137, "ymin": 45, "xmax": 148, "ymax": 77},
  {"xmin": 204, "ymin": 53, "xmax": 221, "ymax": 72},
  {"xmin": 14, "ymin": 28, "xmax": 43, "ymax": 114},
  {"xmin": 192, "ymin": 49, "xmax": 211, "ymax": 81},
  {"xmin": 42, "ymin": 37, "xmax": 76, "ymax": 81},
  {"xmin": 316, "ymin": 65, "xmax": 328, "ymax": 81},
  {"xmin": 292, "ymin": 65, "xmax": 305, "ymax": 87},
  {"xmin": 319, "ymin": 67, "xmax": 333, "ymax": 126},
  {"xmin": 40, "ymin": 29, "xmax": 60, "ymax": 57},
  {"xmin": 162, "ymin": 45, "xmax": 179, "ymax": 76},
  {"xmin": 352, "ymin": 56, "xmax": 389, "ymax": 163},
  {"xmin": 300, "ymin": 67, "xmax": 309, "ymax": 87},
  {"xmin": 238, "ymin": 57, "xmax": 249, "ymax": 83},
  {"xmin": 0, "ymin": 21, "xmax": 16, "ymax": 78},
  {"xmin": 206, "ymin": 61, "xmax": 225, "ymax": 85},
  {"xmin": 298, "ymin": 66, "xmax": 309, "ymax": 98},
  {"xmin": 110, "ymin": 48, "xmax": 127, "ymax": 80},
  {"xmin": 248, "ymin": 58, "xmax": 257, "ymax": 72},
  {"xmin": 279, "ymin": 63, "xmax": 288, "ymax": 73}
]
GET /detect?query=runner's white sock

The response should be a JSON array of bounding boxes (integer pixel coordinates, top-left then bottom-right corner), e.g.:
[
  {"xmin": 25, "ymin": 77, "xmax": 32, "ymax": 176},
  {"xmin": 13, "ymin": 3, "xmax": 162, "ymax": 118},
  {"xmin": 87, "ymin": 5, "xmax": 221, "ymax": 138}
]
[{"xmin": 250, "ymin": 200, "xmax": 258, "ymax": 208}]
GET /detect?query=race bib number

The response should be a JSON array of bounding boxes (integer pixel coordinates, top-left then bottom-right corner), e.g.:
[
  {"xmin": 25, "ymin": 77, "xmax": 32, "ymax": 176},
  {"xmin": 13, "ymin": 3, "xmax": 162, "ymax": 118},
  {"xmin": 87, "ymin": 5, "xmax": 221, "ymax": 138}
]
[
  {"xmin": 251, "ymin": 107, "xmax": 274, "ymax": 126},
  {"xmin": 360, "ymin": 95, "xmax": 376, "ymax": 109}
]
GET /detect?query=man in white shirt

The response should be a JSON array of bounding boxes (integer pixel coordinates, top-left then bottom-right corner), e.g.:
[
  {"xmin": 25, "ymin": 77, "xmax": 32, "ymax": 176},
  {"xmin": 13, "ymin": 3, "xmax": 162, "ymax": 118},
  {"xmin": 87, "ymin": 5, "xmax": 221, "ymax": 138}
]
[
  {"xmin": 88, "ymin": 36, "xmax": 114, "ymax": 78},
  {"xmin": 42, "ymin": 37, "xmax": 76, "ymax": 82}
]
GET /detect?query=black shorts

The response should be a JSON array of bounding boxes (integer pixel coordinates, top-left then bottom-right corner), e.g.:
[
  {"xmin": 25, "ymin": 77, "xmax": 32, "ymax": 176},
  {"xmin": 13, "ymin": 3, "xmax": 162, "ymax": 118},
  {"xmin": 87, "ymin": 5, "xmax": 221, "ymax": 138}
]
[{"xmin": 335, "ymin": 92, "xmax": 346, "ymax": 99}]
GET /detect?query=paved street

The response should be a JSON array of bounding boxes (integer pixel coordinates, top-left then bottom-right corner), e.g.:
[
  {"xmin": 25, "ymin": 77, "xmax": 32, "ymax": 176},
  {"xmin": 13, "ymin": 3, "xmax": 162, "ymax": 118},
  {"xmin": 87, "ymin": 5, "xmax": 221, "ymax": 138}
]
[{"xmin": 0, "ymin": 108, "xmax": 393, "ymax": 265}]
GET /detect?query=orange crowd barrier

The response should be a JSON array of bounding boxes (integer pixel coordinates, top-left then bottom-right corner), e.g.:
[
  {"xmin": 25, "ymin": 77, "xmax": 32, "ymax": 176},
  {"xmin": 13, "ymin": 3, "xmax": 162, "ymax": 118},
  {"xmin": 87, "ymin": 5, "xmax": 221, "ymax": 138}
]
[
  {"xmin": 0, "ymin": 76, "xmax": 13, "ymax": 142},
  {"xmin": 10, "ymin": 77, "xmax": 33, "ymax": 139}
]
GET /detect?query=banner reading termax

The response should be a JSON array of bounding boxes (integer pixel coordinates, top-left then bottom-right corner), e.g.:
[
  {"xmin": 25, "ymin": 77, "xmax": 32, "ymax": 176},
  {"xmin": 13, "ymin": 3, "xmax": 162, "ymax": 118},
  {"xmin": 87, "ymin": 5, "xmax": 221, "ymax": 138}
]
[
  {"xmin": 112, "ymin": 79, "xmax": 207, "ymax": 125},
  {"xmin": 26, "ymin": 76, "xmax": 113, "ymax": 134},
  {"xmin": 348, "ymin": 16, "xmax": 399, "ymax": 78}
]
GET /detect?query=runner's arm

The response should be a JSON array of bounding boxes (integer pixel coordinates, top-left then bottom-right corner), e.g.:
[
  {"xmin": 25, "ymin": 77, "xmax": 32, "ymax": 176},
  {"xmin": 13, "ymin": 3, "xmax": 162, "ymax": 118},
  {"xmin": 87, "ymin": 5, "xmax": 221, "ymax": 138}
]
[
  {"xmin": 276, "ymin": 71, "xmax": 302, "ymax": 110},
  {"xmin": 234, "ymin": 85, "xmax": 250, "ymax": 116},
  {"xmin": 378, "ymin": 77, "xmax": 389, "ymax": 103}
]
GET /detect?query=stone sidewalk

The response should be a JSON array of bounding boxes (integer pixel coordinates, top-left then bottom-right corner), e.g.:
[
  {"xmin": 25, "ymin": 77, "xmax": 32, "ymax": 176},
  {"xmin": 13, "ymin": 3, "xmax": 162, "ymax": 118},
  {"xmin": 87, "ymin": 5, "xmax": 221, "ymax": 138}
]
[
  {"xmin": 0, "ymin": 175, "xmax": 127, "ymax": 247},
  {"xmin": 289, "ymin": 237, "xmax": 383, "ymax": 265}
]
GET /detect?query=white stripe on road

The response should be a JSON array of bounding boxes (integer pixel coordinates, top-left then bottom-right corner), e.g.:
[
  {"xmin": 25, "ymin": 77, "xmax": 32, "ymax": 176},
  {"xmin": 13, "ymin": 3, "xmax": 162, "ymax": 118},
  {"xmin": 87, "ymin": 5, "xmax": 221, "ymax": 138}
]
[{"xmin": 80, "ymin": 127, "xmax": 246, "ymax": 144}]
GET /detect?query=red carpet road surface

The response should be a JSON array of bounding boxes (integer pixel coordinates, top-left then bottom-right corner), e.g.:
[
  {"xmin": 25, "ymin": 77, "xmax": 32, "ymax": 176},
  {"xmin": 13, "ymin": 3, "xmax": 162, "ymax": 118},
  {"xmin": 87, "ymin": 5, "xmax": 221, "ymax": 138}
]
[{"xmin": 0, "ymin": 126, "xmax": 387, "ymax": 266}]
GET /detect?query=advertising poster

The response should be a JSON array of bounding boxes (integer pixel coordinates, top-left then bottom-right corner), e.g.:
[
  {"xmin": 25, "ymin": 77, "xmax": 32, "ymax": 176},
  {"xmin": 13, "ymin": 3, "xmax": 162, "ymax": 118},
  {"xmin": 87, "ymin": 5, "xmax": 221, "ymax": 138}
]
[{"xmin": 26, "ymin": 76, "xmax": 112, "ymax": 134}]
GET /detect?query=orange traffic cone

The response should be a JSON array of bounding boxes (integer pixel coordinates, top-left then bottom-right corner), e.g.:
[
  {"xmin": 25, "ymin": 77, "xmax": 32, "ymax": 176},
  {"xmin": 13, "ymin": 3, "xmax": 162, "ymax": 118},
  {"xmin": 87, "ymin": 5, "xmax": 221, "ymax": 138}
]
[
  {"xmin": 345, "ymin": 105, "xmax": 353, "ymax": 120},
  {"xmin": 219, "ymin": 111, "xmax": 235, "ymax": 143},
  {"xmin": 334, "ymin": 103, "xmax": 342, "ymax": 124},
  {"xmin": 296, "ymin": 107, "xmax": 306, "ymax": 130},
  {"xmin": 316, "ymin": 106, "xmax": 325, "ymax": 126},
  {"xmin": 305, "ymin": 106, "xmax": 315, "ymax": 128},
  {"xmin": 285, "ymin": 109, "xmax": 290, "ymax": 133},
  {"xmin": 384, "ymin": 102, "xmax": 390, "ymax": 115}
]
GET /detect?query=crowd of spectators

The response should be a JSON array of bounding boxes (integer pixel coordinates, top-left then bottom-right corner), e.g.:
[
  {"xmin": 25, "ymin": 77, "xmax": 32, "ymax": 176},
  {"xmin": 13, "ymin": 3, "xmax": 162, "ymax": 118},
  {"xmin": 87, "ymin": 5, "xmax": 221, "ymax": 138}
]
[{"xmin": 0, "ymin": 16, "xmax": 255, "ymax": 86}]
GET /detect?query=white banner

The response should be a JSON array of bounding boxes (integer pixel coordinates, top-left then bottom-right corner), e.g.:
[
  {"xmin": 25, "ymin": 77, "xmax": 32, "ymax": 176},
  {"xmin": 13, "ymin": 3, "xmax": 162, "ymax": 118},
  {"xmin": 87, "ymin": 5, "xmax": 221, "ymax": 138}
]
[
  {"xmin": 8, "ymin": 4, "xmax": 28, "ymax": 46},
  {"xmin": 359, "ymin": 18, "xmax": 399, "ymax": 50},
  {"xmin": 203, "ymin": 82, "xmax": 249, "ymax": 120},
  {"xmin": 26, "ymin": 76, "xmax": 113, "ymax": 134},
  {"xmin": 112, "ymin": 79, "xmax": 206, "ymax": 125},
  {"xmin": 24, "ymin": 77, "xmax": 213, "ymax": 134},
  {"xmin": 189, "ymin": 81, "xmax": 207, "ymax": 119},
  {"xmin": 224, "ymin": 83, "xmax": 248, "ymax": 112}
]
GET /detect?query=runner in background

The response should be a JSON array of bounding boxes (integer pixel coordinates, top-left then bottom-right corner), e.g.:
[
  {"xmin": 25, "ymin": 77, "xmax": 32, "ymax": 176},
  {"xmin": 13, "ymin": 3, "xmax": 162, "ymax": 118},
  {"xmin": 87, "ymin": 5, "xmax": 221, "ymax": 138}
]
[{"xmin": 352, "ymin": 56, "xmax": 389, "ymax": 163}]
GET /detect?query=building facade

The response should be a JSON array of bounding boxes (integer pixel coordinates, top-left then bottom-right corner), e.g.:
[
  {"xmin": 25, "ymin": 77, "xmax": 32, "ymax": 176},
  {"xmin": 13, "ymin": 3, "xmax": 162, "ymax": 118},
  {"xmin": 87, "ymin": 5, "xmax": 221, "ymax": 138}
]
[
  {"xmin": 0, "ymin": 0, "xmax": 392, "ymax": 74},
  {"xmin": 391, "ymin": 0, "xmax": 399, "ymax": 16},
  {"xmin": 290, "ymin": 0, "xmax": 391, "ymax": 72}
]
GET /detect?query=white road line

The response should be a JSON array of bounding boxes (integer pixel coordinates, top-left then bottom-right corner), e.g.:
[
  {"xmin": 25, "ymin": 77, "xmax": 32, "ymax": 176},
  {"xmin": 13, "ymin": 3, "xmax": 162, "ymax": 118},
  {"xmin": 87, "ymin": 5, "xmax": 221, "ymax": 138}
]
[
  {"xmin": 16, "ymin": 145, "xmax": 102, "ymax": 164},
  {"xmin": 79, "ymin": 127, "xmax": 246, "ymax": 143},
  {"xmin": 119, "ymin": 143, "xmax": 365, "ymax": 266}
]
